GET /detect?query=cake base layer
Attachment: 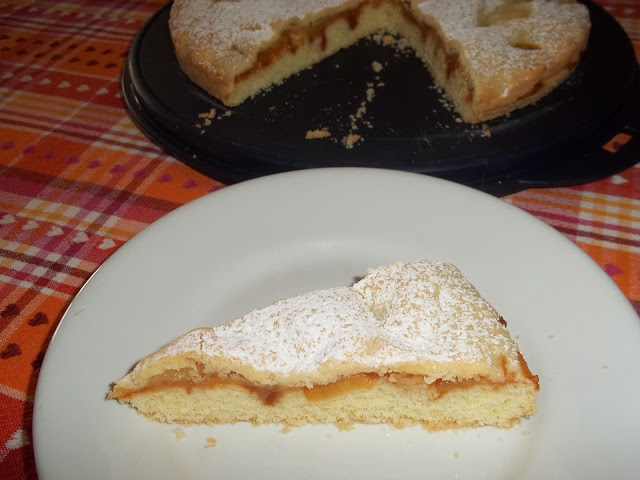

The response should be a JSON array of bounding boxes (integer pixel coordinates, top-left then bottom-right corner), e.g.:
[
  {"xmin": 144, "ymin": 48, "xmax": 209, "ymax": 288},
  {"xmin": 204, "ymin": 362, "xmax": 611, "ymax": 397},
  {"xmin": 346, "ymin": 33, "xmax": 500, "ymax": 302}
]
[{"xmin": 119, "ymin": 374, "xmax": 538, "ymax": 430}]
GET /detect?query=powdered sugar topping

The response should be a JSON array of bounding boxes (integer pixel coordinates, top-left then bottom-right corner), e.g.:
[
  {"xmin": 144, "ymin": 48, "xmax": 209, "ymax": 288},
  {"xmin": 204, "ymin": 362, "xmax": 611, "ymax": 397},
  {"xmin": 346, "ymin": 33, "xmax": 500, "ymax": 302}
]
[
  {"xmin": 171, "ymin": 0, "xmax": 348, "ymax": 55},
  {"xmin": 158, "ymin": 260, "xmax": 518, "ymax": 376},
  {"xmin": 416, "ymin": 0, "xmax": 590, "ymax": 78}
]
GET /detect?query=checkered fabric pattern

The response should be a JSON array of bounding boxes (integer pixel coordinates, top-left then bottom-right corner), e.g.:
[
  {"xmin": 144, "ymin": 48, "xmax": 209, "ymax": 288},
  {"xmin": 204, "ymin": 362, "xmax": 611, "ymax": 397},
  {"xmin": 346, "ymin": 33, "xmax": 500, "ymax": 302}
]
[{"xmin": 1, "ymin": 1, "xmax": 638, "ymax": 479}]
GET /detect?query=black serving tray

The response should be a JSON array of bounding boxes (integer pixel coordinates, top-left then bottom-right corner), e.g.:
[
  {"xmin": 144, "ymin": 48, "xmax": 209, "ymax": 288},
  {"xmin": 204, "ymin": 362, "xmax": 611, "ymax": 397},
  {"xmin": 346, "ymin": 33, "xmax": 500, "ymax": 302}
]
[{"xmin": 122, "ymin": 0, "xmax": 640, "ymax": 196}]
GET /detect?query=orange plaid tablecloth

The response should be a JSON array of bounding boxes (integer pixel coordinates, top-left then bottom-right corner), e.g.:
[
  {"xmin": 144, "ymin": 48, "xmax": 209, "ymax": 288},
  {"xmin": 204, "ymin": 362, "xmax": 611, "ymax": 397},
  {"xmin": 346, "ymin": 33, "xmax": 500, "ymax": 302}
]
[{"xmin": 0, "ymin": 1, "xmax": 639, "ymax": 479}]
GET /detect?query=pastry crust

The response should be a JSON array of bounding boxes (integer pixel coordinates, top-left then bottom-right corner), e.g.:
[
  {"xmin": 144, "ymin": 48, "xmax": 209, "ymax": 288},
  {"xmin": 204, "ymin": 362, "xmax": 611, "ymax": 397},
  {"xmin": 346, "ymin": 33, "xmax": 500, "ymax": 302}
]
[
  {"xmin": 109, "ymin": 260, "xmax": 539, "ymax": 430},
  {"xmin": 169, "ymin": 0, "xmax": 590, "ymax": 123}
]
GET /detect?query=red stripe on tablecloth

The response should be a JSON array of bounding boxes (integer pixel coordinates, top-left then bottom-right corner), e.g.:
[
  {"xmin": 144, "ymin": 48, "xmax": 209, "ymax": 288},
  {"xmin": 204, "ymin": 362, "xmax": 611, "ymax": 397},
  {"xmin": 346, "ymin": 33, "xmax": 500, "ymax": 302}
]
[
  {"xmin": 0, "ymin": 114, "xmax": 167, "ymax": 157},
  {"xmin": 1, "ymin": 14, "xmax": 139, "ymax": 39},
  {"xmin": 1, "ymin": 169, "xmax": 183, "ymax": 217},
  {"xmin": 0, "ymin": 393, "xmax": 34, "ymax": 464},
  {"xmin": 553, "ymin": 225, "xmax": 640, "ymax": 249},
  {"xmin": 0, "ymin": 0, "xmax": 153, "ymax": 40},
  {"xmin": 0, "ymin": 247, "xmax": 95, "ymax": 285},
  {"xmin": 2, "ymin": 15, "xmax": 142, "ymax": 42},
  {"xmin": 1, "ymin": 69, "xmax": 125, "ymax": 108},
  {"xmin": 516, "ymin": 207, "xmax": 640, "ymax": 237}
]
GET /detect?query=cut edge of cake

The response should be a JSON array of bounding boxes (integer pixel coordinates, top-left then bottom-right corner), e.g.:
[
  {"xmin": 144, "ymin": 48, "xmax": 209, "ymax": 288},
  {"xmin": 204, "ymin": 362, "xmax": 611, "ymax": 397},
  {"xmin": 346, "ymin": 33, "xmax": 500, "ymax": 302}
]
[{"xmin": 168, "ymin": 0, "xmax": 590, "ymax": 123}]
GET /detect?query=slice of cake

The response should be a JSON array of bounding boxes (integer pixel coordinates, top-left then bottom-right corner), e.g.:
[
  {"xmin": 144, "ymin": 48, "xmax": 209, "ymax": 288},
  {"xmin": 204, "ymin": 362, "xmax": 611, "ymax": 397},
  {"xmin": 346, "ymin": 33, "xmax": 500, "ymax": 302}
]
[
  {"xmin": 169, "ymin": 0, "xmax": 590, "ymax": 123},
  {"xmin": 108, "ymin": 260, "xmax": 539, "ymax": 430}
]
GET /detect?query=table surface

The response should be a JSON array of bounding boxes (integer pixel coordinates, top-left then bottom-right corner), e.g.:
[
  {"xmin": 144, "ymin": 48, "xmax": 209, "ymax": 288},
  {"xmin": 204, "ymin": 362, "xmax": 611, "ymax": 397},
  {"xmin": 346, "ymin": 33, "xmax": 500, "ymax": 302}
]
[{"xmin": 1, "ymin": 1, "xmax": 639, "ymax": 479}]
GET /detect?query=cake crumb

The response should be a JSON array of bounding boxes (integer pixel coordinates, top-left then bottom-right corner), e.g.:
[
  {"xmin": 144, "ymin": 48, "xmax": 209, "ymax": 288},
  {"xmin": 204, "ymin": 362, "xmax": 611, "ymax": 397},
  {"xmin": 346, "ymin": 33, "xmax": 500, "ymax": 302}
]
[
  {"xmin": 336, "ymin": 420, "xmax": 355, "ymax": 431},
  {"xmin": 172, "ymin": 428, "xmax": 186, "ymax": 440},
  {"xmin": 199, "ymin": 108, "xmax": 216, "ymax": 120},
  {"xmin": 366, "ymin": 87, "xmax": 375, "ymax": 102},
  {"xmin": 481, "ymin": 123, "xmax": 491, "ymax": 137},
  {"xmin": 379, "ymin": 33, "xmax": 397, "ymax": 45},
  {"xmin": 372, "ymin": 60, "xmax": 383, "ymax": 73},
  {"xmin": 342, "ymin": 133, "xmax": 362, "ymax": 149},
  {"xmin": 305, "ymin": 128, "xmax": 331, "ymax": 139},
  {"xmin": 453, "ymin": 450, "xmax": 460, "ymax": 459},
  {"xmin": 195, "ymin": 107, "xmax": 228, "ymax": 131},
  {"xmin": 204, "ymin": 437, "xmax": 217, "ymax": 448}
]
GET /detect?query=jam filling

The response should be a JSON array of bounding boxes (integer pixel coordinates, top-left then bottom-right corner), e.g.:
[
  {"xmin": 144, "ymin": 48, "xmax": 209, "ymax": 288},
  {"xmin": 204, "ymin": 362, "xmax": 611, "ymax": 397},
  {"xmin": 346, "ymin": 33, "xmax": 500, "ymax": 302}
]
[
  {"xmin": 120, "ymin": 353, "xmax": 538, "ymax": 406},
  {"xmin": 232, "ymin": 0, "xmax": 583, "ymax": 108},
  {"xmin": 236, "ymin": 0, "xmax": 383, "ymax": 83},
  {"xmin": 234, "ymin": 0, "xmax": 464, "ymax": 82},
  {"xmin": 234, "ymin": 0, "xmax": 475, "ymax": 106}
]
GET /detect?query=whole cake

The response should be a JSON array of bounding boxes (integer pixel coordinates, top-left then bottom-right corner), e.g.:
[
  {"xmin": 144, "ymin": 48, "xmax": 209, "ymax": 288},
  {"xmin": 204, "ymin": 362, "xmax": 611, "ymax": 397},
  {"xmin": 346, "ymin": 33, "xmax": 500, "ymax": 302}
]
[
  {"xmin": 169, "ymin": 0, "xmax": 590, "ymax": 123},
  {"xmin": 108, "ymin": 260, "xmax": 539, "ymax": 430}
]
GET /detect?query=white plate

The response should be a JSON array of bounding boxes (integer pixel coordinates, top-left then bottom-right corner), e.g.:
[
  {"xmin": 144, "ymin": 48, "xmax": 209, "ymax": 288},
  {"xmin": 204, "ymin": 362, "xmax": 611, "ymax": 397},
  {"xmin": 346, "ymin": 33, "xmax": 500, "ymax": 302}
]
[{"xmin": 33, "ymin": 168, "xmax": 640, "ymax": 479}]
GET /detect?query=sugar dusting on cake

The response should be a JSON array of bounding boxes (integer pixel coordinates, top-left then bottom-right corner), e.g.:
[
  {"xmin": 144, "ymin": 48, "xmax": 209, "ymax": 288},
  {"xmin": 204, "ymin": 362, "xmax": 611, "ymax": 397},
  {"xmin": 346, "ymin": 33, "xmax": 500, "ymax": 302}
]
[
  {"xmin": 151, "ymin": 260, "xmax": 519, "ymax": 376},
  {"xmin": 416, "ymin": 0, "xmax": 590, "ymax": 78},
  {"xmin": 170, "ymin": 0, "xmax": 348, "ymax": 53}
]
